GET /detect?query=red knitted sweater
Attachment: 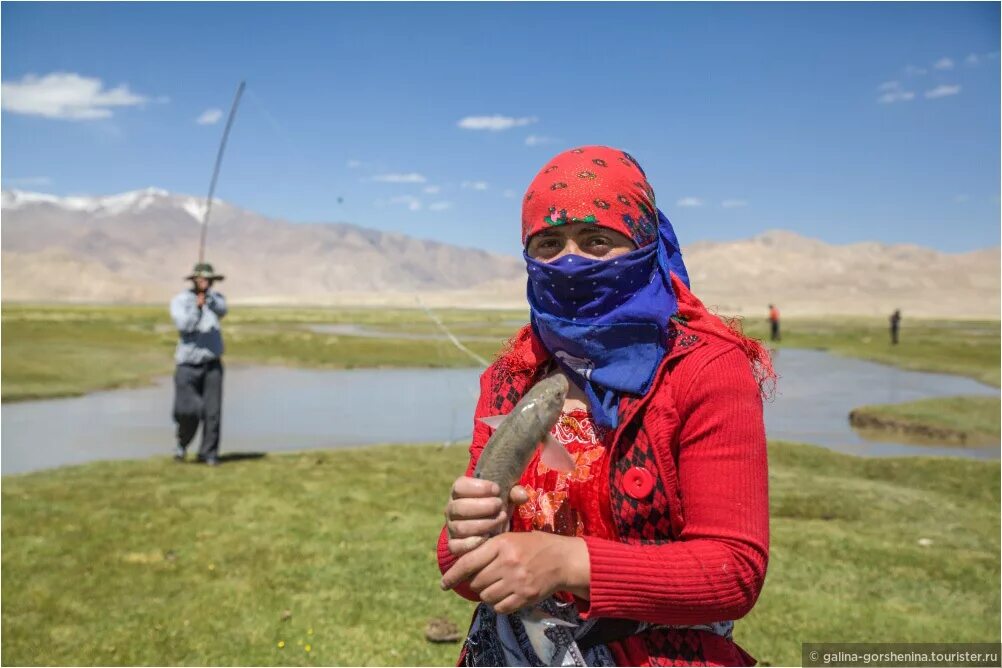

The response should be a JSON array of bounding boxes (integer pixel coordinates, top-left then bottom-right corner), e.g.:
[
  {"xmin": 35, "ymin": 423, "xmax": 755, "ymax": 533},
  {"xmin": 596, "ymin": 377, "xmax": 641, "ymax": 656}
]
[{"xmin": 437, "ymin": 278, "xmax": 770, "ymax": 665}]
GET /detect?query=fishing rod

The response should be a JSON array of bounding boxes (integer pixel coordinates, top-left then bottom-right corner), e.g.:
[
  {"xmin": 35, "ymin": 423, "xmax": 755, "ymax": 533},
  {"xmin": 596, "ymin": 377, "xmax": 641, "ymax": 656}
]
[{"xmin": 198, "ymin": 80, "xmax": 246, "ymax": 263}]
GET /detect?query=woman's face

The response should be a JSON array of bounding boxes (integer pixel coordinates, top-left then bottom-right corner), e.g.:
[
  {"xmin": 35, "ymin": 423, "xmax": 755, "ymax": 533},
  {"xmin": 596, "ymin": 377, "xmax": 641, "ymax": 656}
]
[{"xmin": 526, "ymin": 223, "xmax": 637, "ymax": 263}]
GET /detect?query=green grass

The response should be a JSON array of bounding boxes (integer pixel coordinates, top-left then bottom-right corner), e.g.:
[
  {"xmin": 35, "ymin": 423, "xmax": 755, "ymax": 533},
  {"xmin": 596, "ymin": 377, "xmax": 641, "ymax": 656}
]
[
  {"xmin": 1, "ymin": 305, "xmax": 525, "ymax": 402},
  {"xmin": 3, "ymin": 305, "xmax": 998, "ymax": 402},
  {"xmin": 0, "ymin": 306, "xmax": 177, "ymax": 402},
  {"xmin": 739, "ymin": 317, "xmax": 1000, "ymax": 387},
  {"xmin": 2, "ymin": 441, "xmax": 998, "ymax": 666},
  {"xmin": 850, "ymin": 396, "xmax": 1001, "ymax": 446}
]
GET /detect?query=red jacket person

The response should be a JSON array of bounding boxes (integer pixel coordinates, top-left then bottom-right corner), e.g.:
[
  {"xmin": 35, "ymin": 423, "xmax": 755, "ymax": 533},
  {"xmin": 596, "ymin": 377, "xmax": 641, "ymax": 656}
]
[{"xmin": 438, "ymin": 146, "xmax": 773, "ymax": 666}]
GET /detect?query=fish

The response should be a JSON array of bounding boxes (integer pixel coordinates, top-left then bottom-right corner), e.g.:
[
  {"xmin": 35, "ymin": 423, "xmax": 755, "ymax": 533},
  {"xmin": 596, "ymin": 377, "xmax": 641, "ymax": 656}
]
[
  {"xmin": 474, "ymin": 374, "xmax": 575, "ymax": 502},
  {"xmin": 472, "ymin": 374, "xmax": 584, "ymax": 666}
]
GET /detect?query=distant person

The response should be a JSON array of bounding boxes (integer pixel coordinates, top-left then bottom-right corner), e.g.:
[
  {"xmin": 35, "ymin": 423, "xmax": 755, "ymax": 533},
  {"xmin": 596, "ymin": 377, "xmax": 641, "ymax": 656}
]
[
  {"xmin": 170, "ymin": 263, "xmax": 227, "ymax": 466},
  {"xmin": 768, "ymin": 304, "xmax": 781, "ymax": 342},
  {"xmin": 889, "ymin": 309, "xmax": 901, "ymax": 345}
]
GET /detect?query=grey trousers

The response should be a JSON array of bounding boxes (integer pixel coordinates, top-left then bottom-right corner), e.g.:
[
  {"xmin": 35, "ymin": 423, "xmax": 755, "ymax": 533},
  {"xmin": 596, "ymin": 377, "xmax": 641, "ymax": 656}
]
[{"xmin": 173, "ymin": 360, "xmax": 223, "ymax": 459}]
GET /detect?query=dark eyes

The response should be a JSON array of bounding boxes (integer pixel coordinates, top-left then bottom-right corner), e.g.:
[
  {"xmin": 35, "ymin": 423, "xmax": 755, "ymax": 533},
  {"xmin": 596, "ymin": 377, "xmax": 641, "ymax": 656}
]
[{"xmin": 530, "ymin": 233, "xmax": 614, "ymax": 258}]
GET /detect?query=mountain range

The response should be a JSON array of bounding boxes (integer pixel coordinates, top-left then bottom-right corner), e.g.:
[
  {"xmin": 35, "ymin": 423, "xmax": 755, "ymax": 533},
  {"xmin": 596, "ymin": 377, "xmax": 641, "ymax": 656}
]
[{"xmin": 2, "ymin": 188, "xmax": 998, "ymax": 318}]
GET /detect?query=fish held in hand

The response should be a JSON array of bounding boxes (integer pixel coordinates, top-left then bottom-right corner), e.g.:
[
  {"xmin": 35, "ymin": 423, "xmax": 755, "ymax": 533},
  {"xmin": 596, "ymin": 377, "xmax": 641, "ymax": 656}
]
[{"xmin": 474, "ymin": 374, "xmax": 574, "ymax": 503}]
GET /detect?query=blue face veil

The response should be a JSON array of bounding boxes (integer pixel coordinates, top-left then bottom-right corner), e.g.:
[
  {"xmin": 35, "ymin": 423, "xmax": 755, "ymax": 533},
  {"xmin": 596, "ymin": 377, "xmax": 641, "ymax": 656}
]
[{"xmin": 526, "ymin": 210, "xmax": 689, "ymax": 430}]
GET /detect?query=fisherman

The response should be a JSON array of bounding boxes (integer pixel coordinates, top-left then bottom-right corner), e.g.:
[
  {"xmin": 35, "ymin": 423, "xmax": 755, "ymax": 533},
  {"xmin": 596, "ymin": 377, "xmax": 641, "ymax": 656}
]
[
  {"xmin": 438, "ymin": 146, "xmax": 772, "ymax": 666},
  {"xmin": 170, "ymin": 262, "xmax": 227, "ymax": 466},
  {"xmin": 889, "ymin": 308, "xmax": 902, "ymax": 345},
  {"xmin": 768, "ymin": 303, "xmax": 781, "ymax": 341}
]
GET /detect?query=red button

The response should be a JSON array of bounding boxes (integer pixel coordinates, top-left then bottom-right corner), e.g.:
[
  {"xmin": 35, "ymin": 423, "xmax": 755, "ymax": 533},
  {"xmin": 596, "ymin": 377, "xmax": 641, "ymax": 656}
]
[{"xmin": 624, "ymin": 466, "xmax": 655, "ymax": 500}]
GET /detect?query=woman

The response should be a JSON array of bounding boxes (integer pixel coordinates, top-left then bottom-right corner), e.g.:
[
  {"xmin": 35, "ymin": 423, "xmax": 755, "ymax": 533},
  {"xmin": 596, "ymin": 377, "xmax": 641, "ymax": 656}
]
[{"xmin": 438, "ymin": 146, "xmax": 773, "ymax": 667}]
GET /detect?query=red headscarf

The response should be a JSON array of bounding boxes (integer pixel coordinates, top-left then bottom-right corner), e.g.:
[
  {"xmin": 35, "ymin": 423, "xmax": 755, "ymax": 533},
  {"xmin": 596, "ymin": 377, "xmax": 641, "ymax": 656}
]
[
  {"xmin": 508, "ymin": 144, "xmax": 776, "ymax": 397},
  {"xmin": 521, "ymin": 146, "xmax": 659, "ymax": 248}
]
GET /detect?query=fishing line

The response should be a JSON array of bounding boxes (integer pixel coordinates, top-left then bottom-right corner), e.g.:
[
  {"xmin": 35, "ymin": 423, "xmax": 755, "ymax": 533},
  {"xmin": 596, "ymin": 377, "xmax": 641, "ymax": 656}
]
[
  {"xmin": 416, "ymin": 297, "xmax": 491, "ymax": 368},
  {"xmin": 198, "ymin": 80, "xmax": 246, "ymax": 263}
]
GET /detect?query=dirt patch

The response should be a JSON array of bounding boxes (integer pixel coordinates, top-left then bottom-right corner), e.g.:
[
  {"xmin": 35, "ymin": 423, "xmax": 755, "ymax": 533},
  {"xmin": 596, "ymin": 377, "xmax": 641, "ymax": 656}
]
[{"xmin": 849, "ymin": 410, "xmax": 997, "ymax": 447}]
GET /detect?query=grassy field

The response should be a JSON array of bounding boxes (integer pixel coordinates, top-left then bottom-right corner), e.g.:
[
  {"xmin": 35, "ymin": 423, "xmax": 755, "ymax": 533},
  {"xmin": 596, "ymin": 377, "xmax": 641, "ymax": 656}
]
[
  {"xmin": 1, "ymin": 305, "xmax": 523, "ymax": 402},
  {"xmin": 850, "ymin": 396, "xmax": 1001, "ymax": 447},
  {"xmin": 3, "ymin": 304, "xmax": 999, "ymax": 402},
  {"xmin": 2, "ymin": 441, "xmax": 998, "ymax": 666},
  {"xmin": 739, "ymin": 316, "xmax": 1000, "ymax": 387}
]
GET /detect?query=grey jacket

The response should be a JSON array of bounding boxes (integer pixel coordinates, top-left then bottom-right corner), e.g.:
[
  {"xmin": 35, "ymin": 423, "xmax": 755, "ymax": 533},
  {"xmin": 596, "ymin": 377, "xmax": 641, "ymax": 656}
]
[{"xmin": 170, "ymin": 289, "xmax": 228, "ymax": 365}]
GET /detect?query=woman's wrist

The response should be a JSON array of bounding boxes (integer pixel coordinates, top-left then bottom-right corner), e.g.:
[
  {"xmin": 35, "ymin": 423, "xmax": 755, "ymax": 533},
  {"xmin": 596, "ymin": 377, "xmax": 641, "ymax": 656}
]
[{"xmin": 556, "ymin": 535, "xmax": 591, "ymax": 599}]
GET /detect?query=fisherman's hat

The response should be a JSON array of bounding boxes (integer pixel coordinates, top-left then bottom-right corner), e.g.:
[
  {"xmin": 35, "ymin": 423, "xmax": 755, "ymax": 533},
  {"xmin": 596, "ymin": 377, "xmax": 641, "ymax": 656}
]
[{"xmin": 185, "ymin": 262, "xmax": 225, "ymax": 281}]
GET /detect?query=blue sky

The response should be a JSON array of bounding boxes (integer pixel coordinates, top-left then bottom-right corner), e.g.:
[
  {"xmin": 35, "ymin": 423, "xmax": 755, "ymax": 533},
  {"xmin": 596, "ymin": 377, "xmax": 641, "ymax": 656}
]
[{"xmin": 2, "ymin": 2, "xmax": 999, "ymax": 255}]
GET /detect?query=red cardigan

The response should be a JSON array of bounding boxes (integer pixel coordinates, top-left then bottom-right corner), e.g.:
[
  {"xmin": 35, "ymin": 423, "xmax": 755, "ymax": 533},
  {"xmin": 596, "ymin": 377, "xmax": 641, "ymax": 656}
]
[{"xmin": 437, "ymin": 287, "xmax": 770, "ymax": 665}]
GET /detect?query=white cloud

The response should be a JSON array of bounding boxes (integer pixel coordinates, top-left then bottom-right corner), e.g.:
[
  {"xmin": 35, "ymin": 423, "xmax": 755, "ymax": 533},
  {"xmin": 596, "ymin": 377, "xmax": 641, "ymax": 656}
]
[
  {"xmin": 389, "ymin": 195, "xmax": 422, "ymax": 211},
  {"xmin": 457, "ymin": 115, "xmax": 538, "ymax": 132},
  {"xmin": 676, "ymin": 197, "xmax": 703, "ymax": 208},
  {"xmin": 904, "ymin": 65, "xmax": 927, "ymax": 76},
  {"xmin": 965, "ymin": 53, "xmax": 980, "ymax": 66},
  {"xmin": 428, "ymin": 201, "xmax": 453, "ymax": 211},
  {"xmin": 1, "ymin": 72, "xmax": 150, "ymax": 120},
  {"xmin": 346, "ymin": 159, "xmax": 364, "ymax": 169},
  {"xmin": 503, "ymin": 189, "xmax": 518, "ymax": 199},
  {"xmin": 196, "ymin": 108, "xmax": 223, "ymax": 125},
  {"xmin": 373, "ymin": 172, "xmax": 427, "ymax": 183},
  {"xmin": 423, "ymin": 185, "xmax": 441, "ymax": 194},
  {"xmin": 876, "ymin": 81, "xmax": 915, "ymax": 104},
  {"xmin": 954, "ymin": 194, "xmax": 970, "ymax": 203},
  {"xmin": 878, "ymin": 90, "xmax": 915, "ymax": 104},
  {"xmin": 933, "ymin": 57, "xmax": 955, "ymax": 71},
  {"xmin": 4, "ymin": 176, "xmax": 52, "ymax": 187},
  {"xmin": 525, "ymin": 134, "xmax": 557, "ymax": 146},
  {"xmin": 721, "ymin": 199, "xmax": 748, "ymax": 208},
  {"xmin": 925, "ymin": 84, "xmax": 961, "ymax": 99},
  {"xmin": 462, "ymin": 180, "xmax": 489, "ymax": 191}
]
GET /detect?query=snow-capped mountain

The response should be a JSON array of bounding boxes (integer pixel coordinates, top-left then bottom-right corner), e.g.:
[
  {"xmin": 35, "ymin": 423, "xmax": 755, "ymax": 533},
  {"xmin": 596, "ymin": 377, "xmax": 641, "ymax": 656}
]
[
  {"xmin": 0, "ymin": 188, "xmax": 526, "ymax": 306},
  {"xmin": 1, "ymin": 188, "xmax": 999, "ymax": 316},
  {"xmin": 1, "ymin": 187, "xmax": 213, "ymax": 221}
]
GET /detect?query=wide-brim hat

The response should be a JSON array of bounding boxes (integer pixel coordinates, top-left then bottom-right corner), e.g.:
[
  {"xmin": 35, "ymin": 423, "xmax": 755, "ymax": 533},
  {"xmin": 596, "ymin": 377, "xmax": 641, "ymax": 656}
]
[{"xmin": 185, "ymin": 262, "xmax": 225, "ymax": 281}]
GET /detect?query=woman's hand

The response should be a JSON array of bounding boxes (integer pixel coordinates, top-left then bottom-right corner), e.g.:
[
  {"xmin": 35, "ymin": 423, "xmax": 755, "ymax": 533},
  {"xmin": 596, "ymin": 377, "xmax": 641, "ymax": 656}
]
[
  {"xmin": 444, "ymin": 477, "xmax": 529, "ymax": 556},
  {"xmin": 440, "ymin": 532, "xmax": 591, "ymax": 614}
]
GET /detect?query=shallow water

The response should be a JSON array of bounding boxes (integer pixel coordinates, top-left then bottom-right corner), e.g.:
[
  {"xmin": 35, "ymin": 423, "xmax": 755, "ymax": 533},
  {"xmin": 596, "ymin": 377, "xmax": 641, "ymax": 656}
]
[
  {"xmin": 763, "ymin": 348, "xmax": 998, "ymax": 459},
  {"xmin": 1, "ymin": 349, "xmax": 997, "ymax": 474}
]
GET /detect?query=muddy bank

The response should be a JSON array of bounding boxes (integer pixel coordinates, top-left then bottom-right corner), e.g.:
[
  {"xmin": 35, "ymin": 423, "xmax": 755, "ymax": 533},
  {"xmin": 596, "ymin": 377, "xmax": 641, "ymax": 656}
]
[{"xmin": 849, "ymin": 409, "xmax": 997, "ymax": 447}]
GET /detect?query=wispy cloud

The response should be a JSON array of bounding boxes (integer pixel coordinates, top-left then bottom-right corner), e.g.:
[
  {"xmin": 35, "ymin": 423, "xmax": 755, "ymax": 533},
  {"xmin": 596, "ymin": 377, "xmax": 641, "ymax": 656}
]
[
  {"xmin": 457, "ymin": 115, "xmax": 538, "ymax": 132},
  {"xmin": 904, "ymin": 65, "xmax": 927, "ymax": 76},
  {"xmin": 462, "ymin": 180, "xmax": 489, "ymax": 191},
  {"xmin": 954, "ymin": 194, "xmax": 970, "ymax": 203},
  {"xmin": 925, "ymin": 84, "xmax": 961, "ymax": 99},
  {"xmin": 346, "ymin": 159, "xmax": 364, "ymax": 169},
  {"xmin": 676, "ymin": 197, "xmax": 703, "ymax": 208},
  {"xmin": 503, "ymin": 189, "xmax": 519, "ymax": 199},
  {"xmin": 423, "ymin": 185, "xmax": 441, "ymax": 195},
  {"xmin": 3, "ymin": 176, "xmax": 52, "ymax": 187},
  {"xmin": 373, "ymin": 172, "xmax": 427, "ymax": 183},
  {"xmin": 525, "ymin": 134, "xmax": 557, "ymax": 147},
  {"xmin": 965, "ymin": 51, "xmax": 998, "ymax": 66},
  {"xmin": 1, "ymin": 72, "xmax": 151, "ymax": 120},
  {"xmin": 428, "ymin": 201, "xmax": 453, "ymax": 211},
  {"xmin": 389, "ymin": 195, "xmax": 422, "ymax": 211},
  {"xmin": 933, "ymin": 57, "xmax": 955, "ymax": 71},
  {"xmin": 196, "ymin": 108, "xmax": 223, "ymax": 125},
  {"xmin": 877, "ymin": 81, "xmax": 915, "ymax": 104},
  {"xmin": 721, "ymin": 199, "xmax": 748, "ymax": 208}
]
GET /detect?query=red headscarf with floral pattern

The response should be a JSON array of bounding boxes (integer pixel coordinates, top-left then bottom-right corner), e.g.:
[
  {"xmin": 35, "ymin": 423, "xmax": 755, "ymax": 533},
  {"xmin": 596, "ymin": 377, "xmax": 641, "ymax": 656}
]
[{"xmin": 521, "ymin": 145, "xmax": 659, "ymax": 248}]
